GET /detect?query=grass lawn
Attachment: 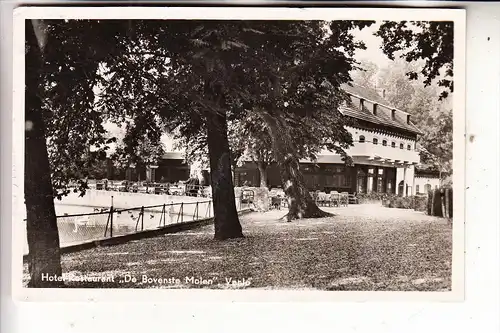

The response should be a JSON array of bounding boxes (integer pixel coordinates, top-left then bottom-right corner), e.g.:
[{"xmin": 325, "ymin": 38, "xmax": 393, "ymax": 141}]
[{"xmin": 23, "ymin": 204, "xmax": 453, "ymax": 291}]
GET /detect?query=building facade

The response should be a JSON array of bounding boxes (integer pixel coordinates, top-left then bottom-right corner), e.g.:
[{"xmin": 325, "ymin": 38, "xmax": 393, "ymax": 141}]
[
  {"xmin": 413, "ymin": 166, "xmax": 442, "ymax": 195},
  {"xmin": 234, "ymin": 84, "xmax": 422, "ymax": 197}
]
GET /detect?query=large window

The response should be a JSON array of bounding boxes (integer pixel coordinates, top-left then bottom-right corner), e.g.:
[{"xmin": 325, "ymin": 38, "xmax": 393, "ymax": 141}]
[
  {"xmin": 373, "ymin": 138, "xmax": 378, "ymax": 145},
  {"xmin": 324, "ymin": 165, "xmax": 350, "ymax": 188},
  {"xmin": 376, "ymin": 168, "xmax": 385, "ymax": 193},
  {"xmin": 359, "ymin": 135, "xmax": 365, "ymax": 143},
  {"xmin": 382, "ymin": 140, "xmax": 387, "ymax": 146},
  {"xmin": 416, "ymin": 185, "xmax": 420, "ymax": 194},
  {"xmin": 407, "ymin": 144, "xmax": 411, "ymax": 151},
  {"xmin": 399, "ymin": 143, "xmax": 404, "ymax": 150},
  {"xmin": 391, "ymin": 142, "xmax": 396, "ymax": 148}
]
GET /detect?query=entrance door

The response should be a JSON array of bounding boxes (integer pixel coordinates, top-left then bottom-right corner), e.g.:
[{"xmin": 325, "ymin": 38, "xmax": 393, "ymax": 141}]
[{"xmin": 398, "ymin": 181, "xmax": 404, "ymax": 196}]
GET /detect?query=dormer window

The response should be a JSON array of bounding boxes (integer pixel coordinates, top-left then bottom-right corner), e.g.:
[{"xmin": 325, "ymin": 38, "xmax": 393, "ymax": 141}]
[
  {"xmin": 391, "ymin": 142, "xmax": 396, "ymax": 148},
  {"xmin": 407, "ymin": 115, "xmax": 411, "ymax": 124},
  {"xmin": 360, "ymin": 99, "xmax": 365, "ymax": 110},
  {"xmin": 399, "ymin": 143, "xmax": 404, "ymax": 150},
  {"xmin": 373, "ymin": 103, "xmax": 378, "ymax": 116},
  {"xmin": 382, "ymin": 140, "xmax": 387, "ymax": 146},
  {"xmin": 359, "ymin": 135, "xmax": 365, "ymax": 143},
  {"xmin": 391, "ymin": 109, "xmax": 396, "ymax": 120},
  {"xmin": 373, "ymin": 138, "xmax": 378, "ymax": 145}
]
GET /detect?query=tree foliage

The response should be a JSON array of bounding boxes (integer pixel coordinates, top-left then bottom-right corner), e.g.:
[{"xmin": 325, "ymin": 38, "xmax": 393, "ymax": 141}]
[
  {"xmin": 350, "ymin": 59, "xmax": 379, "ymax": 88},
  {"xmin": 419, "ymin": 109, "xmax": 453, "ymax": 175},
  {"xmin": 375, "ymin": 21, "xmax": 454, "ymax": 99}
]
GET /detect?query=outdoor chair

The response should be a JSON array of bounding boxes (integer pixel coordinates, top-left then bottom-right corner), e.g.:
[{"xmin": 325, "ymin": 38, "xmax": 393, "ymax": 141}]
[
  {"xmin": 340, "ymin": 192, "xmax": 349, "ymax": 207},
  {"xmin": 329, "ymin": 191, "xmax": 340, "ymax": 207},
  {"xmin": 348, "ymin": 193, "xmax": 359, "ymax": 204},
  {"xmin": 316, "ymin": 192, "xmax": 328, "ymax": 206}
]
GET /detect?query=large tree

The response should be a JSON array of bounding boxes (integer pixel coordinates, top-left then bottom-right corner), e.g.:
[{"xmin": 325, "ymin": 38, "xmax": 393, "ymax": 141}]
[
  {"xmin": 158, "ymin": 20, "xmax": 370, "ymax": 220},
  {"xmin": 25, "ymin": 19, "xmax": 65, "ymax": 287},
  {"xmin": 235, "ymin": 20, "xmax": 368, "ymax": 220}
]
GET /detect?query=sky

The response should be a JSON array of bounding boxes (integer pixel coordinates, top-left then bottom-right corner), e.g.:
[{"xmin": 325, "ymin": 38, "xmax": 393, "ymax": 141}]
[{"xmin": 352, "ymin": 23, "xmax": 393, "ymax": 69}]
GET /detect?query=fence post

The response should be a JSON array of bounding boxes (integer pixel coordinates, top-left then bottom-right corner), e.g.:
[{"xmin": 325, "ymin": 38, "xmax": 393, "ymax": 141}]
[
  {"xmin": 444, "ymin": 188, "xmax": 450, "ymax": 218},
  {"xmin": 180, "ymin": 202, "xmax": 184, "ymax": 222},
  {"xmin": 110, "ymin": 196, "xmax": 114, "ymax": 237},
  {"xmin": 440, "ymin": 188, "xmax": 446, "ymax": 218},
  {"xmin": 104, "ymin": 210, "xmax": 111, "ymax": 237},
  {"xmin": 162, "ymin": 204, "xmax": 166, "ymax": 227},
  {"xmin": 109, "ymin": 206, "xmax": 114, "ymax": 237},
  {"xmin": 141, "ymin": 206, "xmax": 144, "ymax": 231},
  {"xmin": 176, "ymin": 203, "xmax": 181, "ymax": 223}
]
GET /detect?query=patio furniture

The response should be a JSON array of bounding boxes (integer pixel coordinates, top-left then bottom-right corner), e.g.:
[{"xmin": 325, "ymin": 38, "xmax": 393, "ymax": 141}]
[
  {"xmin": 316, "ymin": 192, "xmax": 328, "ymax": 206},
  {"xmin": 340, "ymin": 192, "xmax": 349, "ymax": 207},
  {"xmin": 348, "ymin": 193, "xmax": 359, "ymax": 204},
  {"xmin": 329, "ymin": 191, "xmax": 340, "ymax": 207}
]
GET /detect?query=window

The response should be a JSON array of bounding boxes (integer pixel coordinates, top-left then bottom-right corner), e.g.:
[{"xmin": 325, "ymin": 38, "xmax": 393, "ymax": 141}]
[
  {"xmin": 382, "ymin": 140, "xmax": 387, "ymax": 146},
  {"xmin": 424, "ymin": 184, "xmax": 432, "ymax": 193},
  {"xmin": 391, "ymin": 142, "xmax": 396, "ymax": 148},
  {"xmin": 373, "ymin": 138, "xmax": 378, "ymax": 145},
  {"xmin": 407, "ymin": 144, "xmax": 411, "ymax": 151},
  {"xmin": 399, "ymin": 143, "xmax": 404, "ymax": 150},
  {"xmin": 416, "ymin": 185, "xmax": 420, "ymax": 194},
  {"xmin": 359, "ymin": 135, "xmax": 365, "ymax": 143}
]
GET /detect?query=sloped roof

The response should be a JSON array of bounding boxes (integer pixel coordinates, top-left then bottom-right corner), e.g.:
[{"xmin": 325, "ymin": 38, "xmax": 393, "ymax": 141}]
[{"xmin": 340, "ymin": 83, "xmax": 422, "ymax": 135}]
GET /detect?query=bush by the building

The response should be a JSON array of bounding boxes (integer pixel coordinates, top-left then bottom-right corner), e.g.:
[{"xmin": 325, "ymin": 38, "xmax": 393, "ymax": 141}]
[{"xmin": 381, "ymin": 195, "xmax": 427, "ymax": 211}]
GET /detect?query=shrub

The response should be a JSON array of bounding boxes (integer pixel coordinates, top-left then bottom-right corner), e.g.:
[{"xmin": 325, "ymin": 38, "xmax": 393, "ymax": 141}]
[
  {"xmin": 357, "ymin": 192, "xmax": 391, "ymax": 204},
  {"xmin": 381, "ymin": 195, "xmax": 427, "ymax": 210}
]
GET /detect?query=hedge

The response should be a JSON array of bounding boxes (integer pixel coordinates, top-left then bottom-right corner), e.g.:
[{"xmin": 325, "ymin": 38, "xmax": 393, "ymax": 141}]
[{"xmin": 381, "ymin": 195, "xmax": 427, "ymax": 211}]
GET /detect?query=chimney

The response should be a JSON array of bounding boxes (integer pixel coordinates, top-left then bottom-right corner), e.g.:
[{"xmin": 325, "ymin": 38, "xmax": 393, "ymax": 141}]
[
  {"xmin": 391, "ymin": 109, "xmax": 396, "ymax": 120},
  {"xmin": 407, "ymin": 114, "xmax": 411, "ymax": 124},
  {"xmin": 373, "ymin": 103, "xmax": 378, "ymax": 116},
  {"xmin": 360, "ymin": 98, "xmax": 364, "ymax": 110}
]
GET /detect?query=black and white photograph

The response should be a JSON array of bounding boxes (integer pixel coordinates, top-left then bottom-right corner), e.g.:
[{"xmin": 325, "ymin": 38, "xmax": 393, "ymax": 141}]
[{"xmin": 12, "ymin": 7, "xmax": 465, "ymax": 299}]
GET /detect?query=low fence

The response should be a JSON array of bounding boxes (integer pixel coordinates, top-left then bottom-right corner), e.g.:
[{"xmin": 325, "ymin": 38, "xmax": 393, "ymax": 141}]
[
  {"xmin": 427, "ymin": 188, "xmax": 453, "ymax": 218},
  {"xmin": 23, "ymin": 197, "xmax": 252, "ymax": 254}
]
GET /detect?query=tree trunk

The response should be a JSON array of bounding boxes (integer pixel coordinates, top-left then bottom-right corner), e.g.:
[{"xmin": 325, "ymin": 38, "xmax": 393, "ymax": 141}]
[
  {"xmin": 25, "ymin": 20, "xmax": 63, "ymax": 287},
  {"xmin": 261, "ymin": 113, "xmax": 331, "ymax": 221},
  {"xmin": 257, "ymin": 161, "xmax": 268, "ymax": 188},
  {"xmin": 280, "ymin": 154, "xmax": 331, "ymax": 221},
  {"xmin": 205, "ymin": 107, "xmax": 244, "ymax": 240}
]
